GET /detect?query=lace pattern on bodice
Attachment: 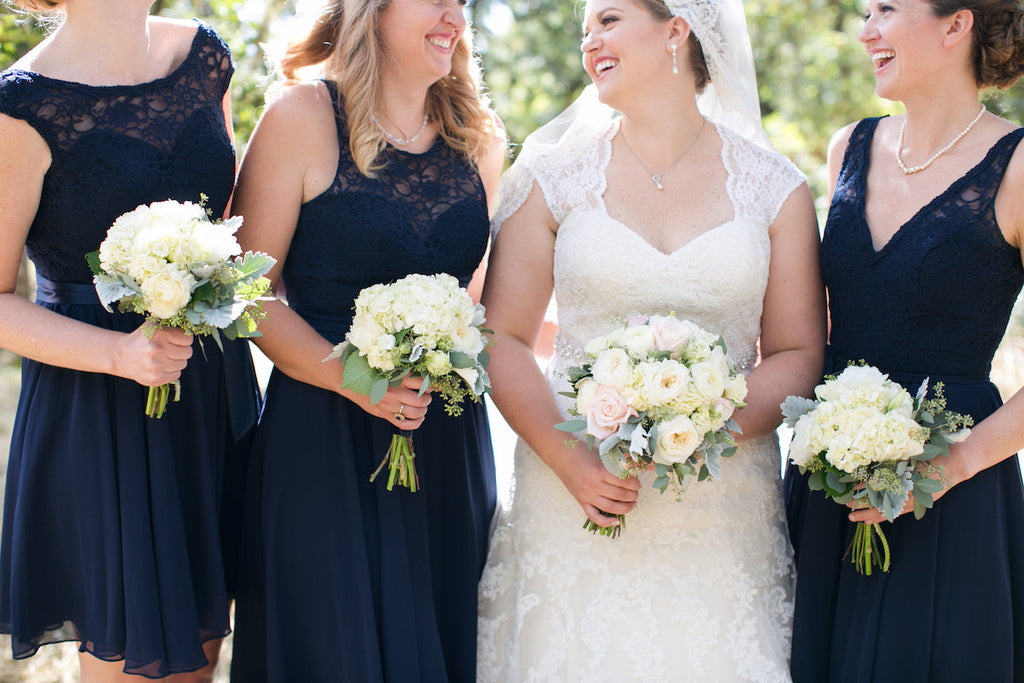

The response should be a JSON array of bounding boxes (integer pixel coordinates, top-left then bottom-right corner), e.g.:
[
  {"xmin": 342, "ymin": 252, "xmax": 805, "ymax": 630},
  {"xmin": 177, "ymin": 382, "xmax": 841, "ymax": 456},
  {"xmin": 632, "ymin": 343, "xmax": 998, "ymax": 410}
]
[
  {"xmin": 0, "ymin": 21, "xmax": 235, "ymax": 283},
  {"xmin": 279, "ymin": 81, "xmax": 490, "ymax": 342},
  {"xmin": 823, "ymin": 118, "xmax": 1024, "ymax": 378}
]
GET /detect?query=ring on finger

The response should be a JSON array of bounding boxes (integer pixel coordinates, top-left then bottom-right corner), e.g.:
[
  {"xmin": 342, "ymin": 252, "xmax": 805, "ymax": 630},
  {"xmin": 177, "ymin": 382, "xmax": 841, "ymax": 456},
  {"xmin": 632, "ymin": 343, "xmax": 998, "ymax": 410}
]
[{"xmin": 393, "ymin": 404, "xmax": 406, "ymax": 421}]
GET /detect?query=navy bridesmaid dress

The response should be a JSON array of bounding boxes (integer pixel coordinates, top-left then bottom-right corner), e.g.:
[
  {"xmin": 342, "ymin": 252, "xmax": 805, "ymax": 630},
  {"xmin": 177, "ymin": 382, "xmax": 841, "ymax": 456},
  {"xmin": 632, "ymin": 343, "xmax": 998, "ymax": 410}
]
[
  {"xmin": 0, "ymin": 22, "xmax": 258, "ymax": 678},
  {"xmin": 786, "ymin": 117, "xmax": 1024, "ymax": 682},
  {"xmin": 230, "ymin": 81, "xmax": 496, "ymax": 682}
]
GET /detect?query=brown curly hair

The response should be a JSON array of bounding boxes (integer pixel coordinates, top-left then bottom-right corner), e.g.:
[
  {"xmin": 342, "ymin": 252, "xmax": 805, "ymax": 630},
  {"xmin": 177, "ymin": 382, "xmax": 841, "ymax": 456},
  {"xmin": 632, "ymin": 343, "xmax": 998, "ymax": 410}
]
[{"xmin": 925, "ymin": 0, "xmax": 1024, "ymax": 89}]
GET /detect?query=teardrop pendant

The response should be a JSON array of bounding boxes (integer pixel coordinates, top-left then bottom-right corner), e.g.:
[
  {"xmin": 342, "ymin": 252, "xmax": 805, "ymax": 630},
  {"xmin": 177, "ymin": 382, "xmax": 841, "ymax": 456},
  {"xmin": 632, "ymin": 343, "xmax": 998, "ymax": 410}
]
[{"xmin": 651, "ymin": 174, "xmax": 664, "ymax": 191}]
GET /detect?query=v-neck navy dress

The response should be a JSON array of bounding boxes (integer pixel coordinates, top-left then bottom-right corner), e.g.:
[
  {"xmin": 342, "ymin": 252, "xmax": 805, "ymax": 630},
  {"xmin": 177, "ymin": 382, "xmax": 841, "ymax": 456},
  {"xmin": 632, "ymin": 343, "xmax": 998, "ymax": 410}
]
[{"xmin": 786, "ymin": 117, "xmax": 1024, "ymax": 682}]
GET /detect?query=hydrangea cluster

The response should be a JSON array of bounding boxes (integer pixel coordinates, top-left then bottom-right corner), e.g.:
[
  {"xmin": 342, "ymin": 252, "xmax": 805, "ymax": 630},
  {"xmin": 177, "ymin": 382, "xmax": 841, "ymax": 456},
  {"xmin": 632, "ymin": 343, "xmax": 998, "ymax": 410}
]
[
  {"xmin": 782, "ymin": 364, "xmax": 972, "ymax": 574},
  {"xmin": 88, "ymin": 199, "xmax": 275, "ymax": 418}
]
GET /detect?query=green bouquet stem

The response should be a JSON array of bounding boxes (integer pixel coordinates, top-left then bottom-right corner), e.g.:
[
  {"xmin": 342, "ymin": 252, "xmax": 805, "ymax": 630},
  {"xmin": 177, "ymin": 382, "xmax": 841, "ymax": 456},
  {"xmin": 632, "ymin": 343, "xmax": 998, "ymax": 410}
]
[
  {"xmin": 145, "ymin": 380, "xmax": 180, "ymax": 419},
  {"xmin": 849, "ymin": 520, "xmax": 891, "ymax": 575},
  {"xmin": 370, "ymin": 430, "xmax": 419, "ymax": 492},
  {"xmin": 583, "ymin": 511, "xmax": 625, "ymax": 539}
]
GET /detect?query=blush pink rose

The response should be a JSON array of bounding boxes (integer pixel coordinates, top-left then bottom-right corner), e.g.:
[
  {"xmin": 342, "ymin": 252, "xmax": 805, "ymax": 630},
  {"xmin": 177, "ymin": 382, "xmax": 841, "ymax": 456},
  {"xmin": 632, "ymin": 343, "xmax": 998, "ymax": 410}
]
[
  {"xmin": 651, "ymin": 316, "xmax": 693, "ymax": 355},
  {"xmin": 585, "ymin": 385, "xmax": 637, "ymax": 440}
]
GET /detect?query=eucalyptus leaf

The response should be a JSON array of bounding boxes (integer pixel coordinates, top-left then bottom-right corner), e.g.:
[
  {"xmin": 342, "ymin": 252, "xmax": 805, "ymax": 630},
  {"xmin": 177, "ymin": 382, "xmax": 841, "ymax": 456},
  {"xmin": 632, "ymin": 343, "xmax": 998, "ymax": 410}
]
[{"xmin": 341, "ymin": 352, "xmax": 378, "ymax": 396}]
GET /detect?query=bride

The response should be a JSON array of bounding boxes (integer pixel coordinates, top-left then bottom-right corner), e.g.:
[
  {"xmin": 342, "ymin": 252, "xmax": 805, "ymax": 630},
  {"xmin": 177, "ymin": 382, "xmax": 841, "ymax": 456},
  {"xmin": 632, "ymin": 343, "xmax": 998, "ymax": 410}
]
[{"xmin": 476, "ymin": 0, "xmax": 825, "ymax": 679}]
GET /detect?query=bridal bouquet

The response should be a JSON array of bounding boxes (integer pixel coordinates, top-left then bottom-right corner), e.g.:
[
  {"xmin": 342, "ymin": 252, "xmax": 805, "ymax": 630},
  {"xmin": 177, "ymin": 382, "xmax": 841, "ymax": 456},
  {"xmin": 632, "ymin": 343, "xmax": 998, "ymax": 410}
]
[
  {"xmin": 555, "ymin": 314, "xmax": 747, "ymax": 537},
  {"xmin": 782, "ymin": 365, "xmax": 972, "ymax": 574},
  {"xmin": 325, "ymin": 273, "xmax": 491, "ymax": 492},
  {"xmin": 87, "ymin": 198, "xmax": 275, "ymax": 418}
]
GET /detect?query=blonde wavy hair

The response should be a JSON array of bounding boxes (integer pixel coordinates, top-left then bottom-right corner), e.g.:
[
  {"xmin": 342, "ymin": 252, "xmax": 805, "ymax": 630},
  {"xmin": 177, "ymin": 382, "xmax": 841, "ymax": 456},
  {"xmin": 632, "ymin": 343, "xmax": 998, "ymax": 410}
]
[{"xmin": 279, "ymin": 0, "xmax": 496, "ymax": 177}]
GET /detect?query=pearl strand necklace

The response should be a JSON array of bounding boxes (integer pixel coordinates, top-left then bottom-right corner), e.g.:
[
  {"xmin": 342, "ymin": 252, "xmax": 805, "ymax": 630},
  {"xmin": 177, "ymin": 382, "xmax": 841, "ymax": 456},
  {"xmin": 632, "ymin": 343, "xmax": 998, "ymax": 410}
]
[
  {"xmin": 895, "ymin": 104, "xmax": 986, "ymax": 175},
  {"xmin": 372, "ymin": 112, "xmax": 429, "ymax": 146}
]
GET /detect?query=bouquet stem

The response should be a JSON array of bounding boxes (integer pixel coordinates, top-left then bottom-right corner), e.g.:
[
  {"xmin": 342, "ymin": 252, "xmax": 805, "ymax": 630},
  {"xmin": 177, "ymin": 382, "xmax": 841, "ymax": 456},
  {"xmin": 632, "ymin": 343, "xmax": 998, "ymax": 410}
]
[
  {"xmin": 370, "ymin": 430, "xmax": 419, "ymax": 492},
  {"xmin": 145, "ymin": 380, "xmax": 181, "ymax": 419},
  {"xmin": 849, "ymin": 521, "xmax": 891, "ymax": 575},
  {"xmin": 582, "ymin": 511, "xmax": 625, "ymax": 539}
]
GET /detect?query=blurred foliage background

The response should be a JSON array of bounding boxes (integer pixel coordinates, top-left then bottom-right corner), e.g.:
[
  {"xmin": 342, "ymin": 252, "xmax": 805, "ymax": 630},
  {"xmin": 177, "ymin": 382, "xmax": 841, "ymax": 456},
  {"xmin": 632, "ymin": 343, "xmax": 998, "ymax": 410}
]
[{"xmin": 3, "ymin": 0, "xmax": 1023, "ymax": 204}]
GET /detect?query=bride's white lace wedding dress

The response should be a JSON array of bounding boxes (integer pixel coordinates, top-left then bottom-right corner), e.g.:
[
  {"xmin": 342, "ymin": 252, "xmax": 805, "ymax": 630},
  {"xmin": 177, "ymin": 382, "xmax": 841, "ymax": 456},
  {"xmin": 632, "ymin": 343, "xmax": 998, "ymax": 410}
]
[{"xmin": 477, "ymin": 114, "xmax": 804, "ymax": 683}]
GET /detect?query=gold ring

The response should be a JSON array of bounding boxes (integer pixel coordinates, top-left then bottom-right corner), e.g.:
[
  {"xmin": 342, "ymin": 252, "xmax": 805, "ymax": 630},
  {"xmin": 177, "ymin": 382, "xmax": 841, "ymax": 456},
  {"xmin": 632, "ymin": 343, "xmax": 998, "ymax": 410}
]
[{"xmin": 394, "ymin": 404, "xmax": 406, "ymax": 421}]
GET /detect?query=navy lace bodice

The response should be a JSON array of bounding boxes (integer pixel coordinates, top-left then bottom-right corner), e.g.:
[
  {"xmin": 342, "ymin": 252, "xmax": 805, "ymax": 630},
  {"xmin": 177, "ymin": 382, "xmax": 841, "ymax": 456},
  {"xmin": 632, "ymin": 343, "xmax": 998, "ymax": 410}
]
[
  {"xmin": 822, "ymin": 117, "xmax": 1024, "ymax": 379},
  {"xmin": 282, "ymin": 81, "xmax": 490, "ymax": 342},
  {"xmin": 0, "ymin": 20, "xmax": 235, "ymax": 284}
]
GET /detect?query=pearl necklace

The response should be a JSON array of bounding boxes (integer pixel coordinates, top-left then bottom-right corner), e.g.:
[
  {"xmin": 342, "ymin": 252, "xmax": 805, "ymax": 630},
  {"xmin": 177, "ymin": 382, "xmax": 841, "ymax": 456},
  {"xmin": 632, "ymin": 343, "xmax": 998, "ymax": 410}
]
[
  {"xmin": 620, "ymin": 117, "xmax": 706, "ymax": 191},
  {"xmin": 895, "ymin": 105, "xmax": 986, "ymax": 175},
  {"xmin": 372, "ymin": 112, "xmax": 429, "ymax": 146}
]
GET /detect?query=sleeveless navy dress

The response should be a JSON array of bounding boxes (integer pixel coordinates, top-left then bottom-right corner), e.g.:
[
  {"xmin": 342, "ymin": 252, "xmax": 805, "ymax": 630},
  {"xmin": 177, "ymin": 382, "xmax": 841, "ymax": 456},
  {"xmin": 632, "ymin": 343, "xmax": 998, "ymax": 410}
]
[
  {"xmin": 786, "ymin": 117, "xmax": 1024, "ymax": 682},
  {"xmin": 230, "ymin": 81, "xmax": 496, "ymax": 682},
  {"xmin": 0, "ymin": 22, "xmax": 258, "ymax": 678}
]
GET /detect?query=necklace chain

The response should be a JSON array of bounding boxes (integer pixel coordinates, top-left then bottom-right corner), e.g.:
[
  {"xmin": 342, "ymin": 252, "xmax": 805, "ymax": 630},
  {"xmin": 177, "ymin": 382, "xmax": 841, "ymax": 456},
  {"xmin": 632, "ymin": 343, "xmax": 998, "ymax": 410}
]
[
  {"xmin": 619, "ymin": 118, "xmax": 706, "ymax": 191},
  {"xmin": 895, "ymin": 105, "xmax": 986, "ymax": 176},
  {"xmin": 372, "ymin": 112, "xmax": 430, "ymax": 146}
]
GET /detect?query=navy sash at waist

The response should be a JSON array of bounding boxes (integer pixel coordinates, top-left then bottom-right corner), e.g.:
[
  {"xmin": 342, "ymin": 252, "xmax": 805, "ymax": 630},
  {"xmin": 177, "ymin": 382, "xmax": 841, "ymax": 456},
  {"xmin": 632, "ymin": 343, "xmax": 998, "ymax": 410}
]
[{"xmin": 34, "ymin": 275, "xmax": 102, "ymax": 306}]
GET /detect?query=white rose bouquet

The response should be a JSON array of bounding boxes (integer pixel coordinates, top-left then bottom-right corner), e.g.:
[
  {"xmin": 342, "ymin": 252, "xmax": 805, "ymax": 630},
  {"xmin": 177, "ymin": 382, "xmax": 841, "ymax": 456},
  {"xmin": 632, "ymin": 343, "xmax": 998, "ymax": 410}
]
[
  {"xmin": 555, "ymin": 314, "xmax": 747, "ymax": 537},
  {"xmin": 325, "ymin": 273, "xmax": 491, "ymax": 492},
  {"xmin": 782, "ymin": 364, "xmax": 972, "ymax": 574},
  {"xmin": 87, "ymin": 199, "xmax": 275, "ymax": 418}
]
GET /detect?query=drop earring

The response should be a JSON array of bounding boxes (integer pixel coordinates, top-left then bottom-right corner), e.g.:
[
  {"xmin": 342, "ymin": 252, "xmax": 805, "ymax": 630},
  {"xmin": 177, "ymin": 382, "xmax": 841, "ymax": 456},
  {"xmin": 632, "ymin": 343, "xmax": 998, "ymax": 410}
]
[{"xmin": 670, "ymin": 44, "xmax": 678, "ymax": 75}]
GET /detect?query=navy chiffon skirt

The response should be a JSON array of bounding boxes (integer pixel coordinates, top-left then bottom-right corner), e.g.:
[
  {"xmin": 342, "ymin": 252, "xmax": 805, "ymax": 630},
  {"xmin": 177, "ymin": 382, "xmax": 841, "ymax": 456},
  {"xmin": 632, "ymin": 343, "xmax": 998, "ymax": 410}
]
[
  {"xmin": 0, "ymin": 279, "xmax": 258, "ymax": 678},
  {"xmin": 786, "ymin": 363, "xmax": 1024, "ymax": 682},
  {"xmin": 231, "ymin": 368, "xmax": 496, "ymax": 682}
]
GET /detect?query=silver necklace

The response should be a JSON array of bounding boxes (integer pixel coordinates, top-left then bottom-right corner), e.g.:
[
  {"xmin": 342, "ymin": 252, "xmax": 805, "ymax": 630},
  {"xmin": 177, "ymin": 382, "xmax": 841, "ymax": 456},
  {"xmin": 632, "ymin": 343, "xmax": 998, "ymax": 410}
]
[
  {"xmin": 372, "ymin": 112, "xmax": 429, "ymax": 146},
  {"xmin": 896, "ymin": 105, "xmax": 986, "ymax": 175},
  {"xmin": 619, "ymin": 117, "xmax": 706, "ymax": 191}
]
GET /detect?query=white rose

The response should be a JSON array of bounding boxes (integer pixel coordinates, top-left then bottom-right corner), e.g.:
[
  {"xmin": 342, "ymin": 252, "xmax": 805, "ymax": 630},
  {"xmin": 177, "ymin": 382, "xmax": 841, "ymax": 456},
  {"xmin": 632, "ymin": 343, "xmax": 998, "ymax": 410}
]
[
  {"xmin": 584, "ymin": 335, "xmax": 612, "ymax": 357},
  {"xmin": 186, "ymin": 219, "xmax": 241, "ymax": 265},
  {"xmin": 640, "ymin": 360, "xmax": 689, "ymax": 406},
  {"xmin": 591, "ymin": 348, "xmax": 634, "ymax": 388},
  {"xmin": 691, "ymin": 359, "xmax": 727, "ymax": 400},
  {"xmin": 788, "ymin": 414, "xmax": 816, "ymax": 467},
  {"xmin": 140, "ymin": 267, "xmax": 194, "ymax": 319},
  {"xmin": 619, "ymin": 325, "xmax": 657, "ymax": 357},
  {"xmin": 450, "ymin": 323, "xmax": 485, "ymax": 356},
  {"xmin": 724, "ymin": 374, "xmax": 748, "ymax": 403},
  {"xmin": 574, "ymin": 378, "xmax": 599, "ymax": 414},
  {"xmin": 816, "ymin": 365, "xmax": 889, "ymax": 404},
  {"xmin": 424, "ymin": 350, "xmax": 453, "ymax": 376},
  {"xmin": 653, "ymin": 414, "xmax": 701, "ymax": 465}
]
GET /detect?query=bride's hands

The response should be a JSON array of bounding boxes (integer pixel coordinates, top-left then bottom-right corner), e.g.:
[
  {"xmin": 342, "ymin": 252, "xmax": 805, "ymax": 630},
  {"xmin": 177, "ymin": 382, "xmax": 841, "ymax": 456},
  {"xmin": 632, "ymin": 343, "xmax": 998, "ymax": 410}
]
[
  {"xmin": 346, "ymin": 375, "xmax": 433, "ymax": 430},
  {"xmin": 553, "ymin": 447, "xmax": 641, "ymax": 528}
]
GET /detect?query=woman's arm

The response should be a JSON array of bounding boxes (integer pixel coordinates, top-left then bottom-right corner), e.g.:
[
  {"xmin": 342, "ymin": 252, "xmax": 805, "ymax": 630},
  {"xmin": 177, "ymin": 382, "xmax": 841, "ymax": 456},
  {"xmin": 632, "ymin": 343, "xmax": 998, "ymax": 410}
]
[
  {"xmin": 0, "ymin": 113, "xmax": 193, "ymax": 386},
  {"xmin": 732, "ymin": 183, "xmax": 827, "ymax": 441},
  {"xmin": 233, "ymin": 82, "xmax": 430, "ymax": 429},
  {"xmin": 482, "ymin": 184, "xmax": 639, "ymax": 527}
]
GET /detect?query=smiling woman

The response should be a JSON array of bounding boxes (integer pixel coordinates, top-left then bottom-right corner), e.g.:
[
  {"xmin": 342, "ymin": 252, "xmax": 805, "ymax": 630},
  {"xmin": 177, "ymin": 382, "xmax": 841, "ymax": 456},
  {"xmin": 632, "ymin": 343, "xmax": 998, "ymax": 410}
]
[{"xmin": 223, "ymin": 0, "xmax": 506, "ymax": 679}]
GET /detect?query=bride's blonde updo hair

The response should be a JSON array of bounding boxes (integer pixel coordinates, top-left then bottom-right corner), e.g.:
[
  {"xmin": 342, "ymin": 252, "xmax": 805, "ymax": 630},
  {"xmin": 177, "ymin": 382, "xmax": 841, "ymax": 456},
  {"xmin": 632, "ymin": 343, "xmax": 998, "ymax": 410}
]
[
  {"xmin": 278, "ymin": 0, "xmax": 496, "ymax": 178},
  {"xmin": 634, "ymin": 0, "xmax": 711, "ymax": 91},
  {"xmin": 926, "ymin": 0, "xmax": 1024, "ymax": 88}
]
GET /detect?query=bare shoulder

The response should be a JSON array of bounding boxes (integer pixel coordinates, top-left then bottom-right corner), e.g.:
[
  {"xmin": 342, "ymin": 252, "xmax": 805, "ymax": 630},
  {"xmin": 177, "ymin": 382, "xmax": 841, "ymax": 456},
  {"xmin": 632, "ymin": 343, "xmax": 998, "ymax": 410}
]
[
  {"xmin": 827, "ymin": 121, "xmax": 860, "ymax": 166},
  {"xmin": 147, "ymin": 16, "xmax": 204, "ymax": 59},
  {"xmin": 258, "ymin": 80, "xmax": 335, "ymax": 141}
]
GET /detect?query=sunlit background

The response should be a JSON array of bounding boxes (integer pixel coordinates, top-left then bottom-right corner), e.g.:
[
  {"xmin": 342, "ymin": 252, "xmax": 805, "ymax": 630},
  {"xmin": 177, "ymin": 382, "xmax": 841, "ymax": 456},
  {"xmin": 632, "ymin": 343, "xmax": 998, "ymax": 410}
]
[{"xmin": 2, "ymin": 0, "xmax": 1024, "ymax": 678}]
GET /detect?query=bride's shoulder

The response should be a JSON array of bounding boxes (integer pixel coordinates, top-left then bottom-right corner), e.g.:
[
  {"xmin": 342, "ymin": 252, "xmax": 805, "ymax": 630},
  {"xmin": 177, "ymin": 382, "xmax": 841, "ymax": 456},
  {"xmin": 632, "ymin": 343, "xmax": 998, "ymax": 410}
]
[{"xmin": 717, "ymin": 124, "xmax": 803, "ymax": 179}]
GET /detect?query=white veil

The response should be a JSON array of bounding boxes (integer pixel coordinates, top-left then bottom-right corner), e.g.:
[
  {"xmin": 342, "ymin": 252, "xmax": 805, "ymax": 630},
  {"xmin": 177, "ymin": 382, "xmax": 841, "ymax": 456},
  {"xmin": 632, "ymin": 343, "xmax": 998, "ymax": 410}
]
[{"xmin": 492, "ymin": 0, "xmax": 768, "ymax": 233}]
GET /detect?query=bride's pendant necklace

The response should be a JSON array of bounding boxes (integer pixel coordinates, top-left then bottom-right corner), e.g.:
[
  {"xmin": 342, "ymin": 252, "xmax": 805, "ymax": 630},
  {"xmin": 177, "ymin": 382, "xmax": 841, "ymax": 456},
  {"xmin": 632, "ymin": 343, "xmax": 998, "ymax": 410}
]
[
  {"xmin": 895, "ymin": 104, "xmax": 986, "ymax": 175},
  {"xmin": 372, "ymin": 111, "xmax": 430, "ymax": 146},
  {"xmin": 620, "ymin": 117, "xmax": 706, "ymax": 190}
]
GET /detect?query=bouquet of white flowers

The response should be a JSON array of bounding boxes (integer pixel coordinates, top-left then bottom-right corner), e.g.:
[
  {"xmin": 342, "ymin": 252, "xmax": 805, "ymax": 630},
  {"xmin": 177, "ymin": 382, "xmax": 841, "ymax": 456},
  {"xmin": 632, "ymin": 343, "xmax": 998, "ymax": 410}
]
[
  {"xmin": 782, "ymin": 364, "xmax": 972, "ymax": 574},
  {"xmin": 555, "ymin": 314, "xmax": 747, "ymax": 537},
  {"xmin": 87, "ymin": 198, "xmax": 275, "ymax": 418},
  {"xmin": 325, "ymin": 273, "xmax": 491, "ymax": 492}
]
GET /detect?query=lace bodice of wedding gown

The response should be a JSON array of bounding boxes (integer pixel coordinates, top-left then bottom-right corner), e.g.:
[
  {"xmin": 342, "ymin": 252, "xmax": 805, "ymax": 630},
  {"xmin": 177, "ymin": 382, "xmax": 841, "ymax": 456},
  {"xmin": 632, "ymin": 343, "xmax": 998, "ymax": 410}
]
[{"xmin": 478, "ymin": 115, "xmax": 804, "ymax": 683}]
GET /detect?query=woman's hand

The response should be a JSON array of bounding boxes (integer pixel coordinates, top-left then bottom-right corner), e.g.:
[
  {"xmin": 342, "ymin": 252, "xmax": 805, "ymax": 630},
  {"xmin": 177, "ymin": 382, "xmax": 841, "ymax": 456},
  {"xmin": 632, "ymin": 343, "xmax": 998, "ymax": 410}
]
[
  {"xmin": 553, "ymin": 447, "xmax": 641, "ymax": 528},
  {"xmin": 113, "ymin": 322, "xmax": 194, "ymax": 387},
  {"xmin": 347, "ymin": 375, "xmax": 433, "ymax": 430}
]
